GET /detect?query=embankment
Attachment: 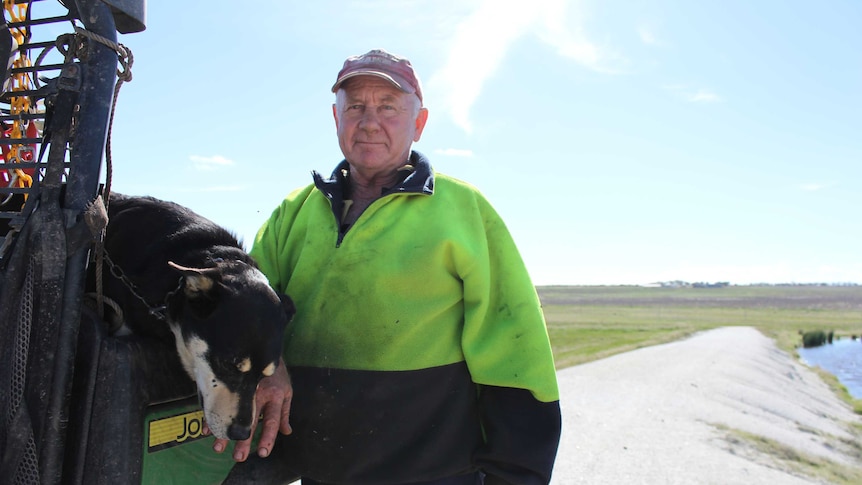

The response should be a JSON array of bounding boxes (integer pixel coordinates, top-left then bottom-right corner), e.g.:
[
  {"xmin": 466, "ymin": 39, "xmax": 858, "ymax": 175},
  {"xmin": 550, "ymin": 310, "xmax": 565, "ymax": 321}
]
[{"xmin": 552, "ymin": 326, "xmax": 862, "ymax": 484}]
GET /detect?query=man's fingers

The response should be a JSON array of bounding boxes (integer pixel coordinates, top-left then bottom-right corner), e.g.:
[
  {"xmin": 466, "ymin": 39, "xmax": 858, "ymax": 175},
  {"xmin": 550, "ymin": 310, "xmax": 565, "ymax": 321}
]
[
  {"xmin": 256, "ymin": 410, "xmax": 280, "ymax": 458},
  {"xmin": 232, "ymin": 433, "xmax": 254, "ymax": 462},
  {"xmin": 208, "ymin": 360, "xmax": 293, "ymax": 461},
  {"xmin": 208, "ymin": 418, "xmax": 254, "ymax": 462},
  {"xmin": 212, "ymin": 437, "xmax": 228, "ymax": 454}
]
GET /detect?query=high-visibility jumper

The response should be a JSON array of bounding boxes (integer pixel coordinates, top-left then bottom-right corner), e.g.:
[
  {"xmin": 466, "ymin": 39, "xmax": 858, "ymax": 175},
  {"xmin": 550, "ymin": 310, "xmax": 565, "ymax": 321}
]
[{"xmin": 250, "ymin": 151, "xmax": 561, "ymax": 484}]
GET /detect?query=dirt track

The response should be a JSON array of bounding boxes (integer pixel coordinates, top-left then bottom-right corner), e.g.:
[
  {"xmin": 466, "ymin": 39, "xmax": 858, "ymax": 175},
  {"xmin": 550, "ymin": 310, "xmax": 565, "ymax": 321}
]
[{"xmin": 552, "ymin": 327, "xmax": 862, "ymax": 484}]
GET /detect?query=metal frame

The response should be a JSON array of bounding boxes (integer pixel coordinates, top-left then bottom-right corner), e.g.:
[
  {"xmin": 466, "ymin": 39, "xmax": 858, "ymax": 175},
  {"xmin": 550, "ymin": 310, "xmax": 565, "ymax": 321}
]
[{"xmin": 0, "ymin": 1, "xmax": 146, "ymax": 483}]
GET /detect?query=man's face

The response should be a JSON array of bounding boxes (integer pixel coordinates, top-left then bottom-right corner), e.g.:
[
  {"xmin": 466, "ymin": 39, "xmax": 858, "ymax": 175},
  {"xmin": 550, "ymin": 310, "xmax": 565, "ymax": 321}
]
[{"xmin": 333, "ymin": 77, "xmax": 428, "ymax": 179}]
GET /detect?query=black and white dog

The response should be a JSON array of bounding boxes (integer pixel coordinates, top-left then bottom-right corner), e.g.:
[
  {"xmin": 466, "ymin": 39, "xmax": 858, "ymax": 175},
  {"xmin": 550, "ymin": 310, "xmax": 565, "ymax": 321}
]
[{"xmin": 86, "ymin": 193, "xmax": 294, "ymax": 441}]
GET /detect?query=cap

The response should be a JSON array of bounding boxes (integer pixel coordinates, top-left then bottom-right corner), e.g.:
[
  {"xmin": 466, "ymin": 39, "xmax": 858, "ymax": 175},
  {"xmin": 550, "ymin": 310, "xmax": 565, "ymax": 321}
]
[{"xmin": 331, "ymin": 49, "xmax": 423, "ymax": 103}]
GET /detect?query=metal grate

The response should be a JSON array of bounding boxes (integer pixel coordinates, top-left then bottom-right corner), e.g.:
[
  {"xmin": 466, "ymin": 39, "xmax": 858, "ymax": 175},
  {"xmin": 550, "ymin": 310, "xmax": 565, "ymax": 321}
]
[{"xmin": 1, "ymin": 0, "xmax": 73, "ymax": 260}]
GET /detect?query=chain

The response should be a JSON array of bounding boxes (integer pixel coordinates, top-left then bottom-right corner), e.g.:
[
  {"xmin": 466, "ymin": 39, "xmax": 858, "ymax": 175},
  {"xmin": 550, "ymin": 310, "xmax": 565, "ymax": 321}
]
[{"xmin": 103, "ymin": 252, "xmax": 167, "ymax": 321}]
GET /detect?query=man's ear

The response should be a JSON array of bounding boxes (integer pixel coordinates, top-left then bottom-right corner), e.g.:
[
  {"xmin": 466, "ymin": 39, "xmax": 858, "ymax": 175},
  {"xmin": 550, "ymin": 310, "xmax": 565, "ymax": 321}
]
[
  {"xmin": 332, "ymin": 103, "xmax": 340, "ymax": 130},
  {"xmin": 413, "ymin": 107, "xmax": 429, "ymax": 142}
]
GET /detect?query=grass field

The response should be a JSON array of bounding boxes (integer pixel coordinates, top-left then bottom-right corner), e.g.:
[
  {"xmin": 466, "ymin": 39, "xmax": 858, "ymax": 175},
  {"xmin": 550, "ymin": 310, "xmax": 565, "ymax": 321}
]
[{"xmin": 539, "ymin": 285, "xmax": 862, "ymax": 369}]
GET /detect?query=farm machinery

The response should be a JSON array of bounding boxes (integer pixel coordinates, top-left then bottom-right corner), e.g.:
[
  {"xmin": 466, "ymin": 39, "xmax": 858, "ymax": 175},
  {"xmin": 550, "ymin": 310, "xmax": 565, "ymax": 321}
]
[{"xmin": 0, "ymin": 1, "xmax": 240, "ymax": 483}]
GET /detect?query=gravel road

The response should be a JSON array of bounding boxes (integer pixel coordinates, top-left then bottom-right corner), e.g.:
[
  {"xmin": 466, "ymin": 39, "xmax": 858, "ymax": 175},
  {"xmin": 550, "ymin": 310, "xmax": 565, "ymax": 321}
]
[{"xmin": 552, "ymin": 326, "xmax": 861, "ymax": 484}]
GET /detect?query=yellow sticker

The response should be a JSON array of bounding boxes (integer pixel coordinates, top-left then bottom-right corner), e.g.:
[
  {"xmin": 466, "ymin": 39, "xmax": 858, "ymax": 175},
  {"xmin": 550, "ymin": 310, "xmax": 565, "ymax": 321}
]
[{"xmin": 148, "ymin": 410, "xmax": 206, "ymax": 452}]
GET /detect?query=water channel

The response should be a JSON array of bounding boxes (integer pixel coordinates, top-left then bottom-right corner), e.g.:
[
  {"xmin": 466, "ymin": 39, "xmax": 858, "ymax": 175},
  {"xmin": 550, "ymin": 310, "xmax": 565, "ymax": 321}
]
[{"xmin": 797, "ymin": 338, "xmax": 862, "ymax": 399}]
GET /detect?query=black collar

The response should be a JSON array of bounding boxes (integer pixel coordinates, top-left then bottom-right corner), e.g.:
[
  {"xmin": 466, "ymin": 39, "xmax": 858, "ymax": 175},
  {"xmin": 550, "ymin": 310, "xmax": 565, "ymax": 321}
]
[{"xmin": 312, "ymin": 150, "xmax": 435, "ymax": 201}]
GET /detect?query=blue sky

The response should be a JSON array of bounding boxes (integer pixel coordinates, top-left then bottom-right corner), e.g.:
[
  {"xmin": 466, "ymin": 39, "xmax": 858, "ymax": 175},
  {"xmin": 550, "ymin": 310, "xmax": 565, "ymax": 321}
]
[{"xmin": 78, "ymin": 0, "xmax": 861, "ymax": 285}]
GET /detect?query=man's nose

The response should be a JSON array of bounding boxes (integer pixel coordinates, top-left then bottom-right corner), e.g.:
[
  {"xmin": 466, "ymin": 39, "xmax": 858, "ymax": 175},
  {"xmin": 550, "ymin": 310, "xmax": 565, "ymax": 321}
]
[{"xmin": 358, "ymin": 108, "xmax": 381, "ymax": 128}]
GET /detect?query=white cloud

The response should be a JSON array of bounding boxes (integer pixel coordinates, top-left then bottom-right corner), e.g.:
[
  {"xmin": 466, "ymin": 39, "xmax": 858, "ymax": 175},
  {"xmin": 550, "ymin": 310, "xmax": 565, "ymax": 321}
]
[
  {"xmin": 687, "ymin": 89, "xmax": 721, "ymax": 103},
  {"xmin": 189, "ymin": 155, "xmax": 235, "ymax": 171},
  {"xmin": 537, "ymin": 0, "xmax": 610, "ymax": 70},
  {"xmin": 638, "ymin": 26, "xmax": 661, "ymax": 46},
  {"xmin": 664, "ymin": 85, "xmax": 722, "ymax": 103},
  {"xmin": 435, "ymin": 148, "xmax": 474, "ymax": 157},
  {"xmin": 429, "ymin": 0, "xmax": 613, "ymax": 133}
]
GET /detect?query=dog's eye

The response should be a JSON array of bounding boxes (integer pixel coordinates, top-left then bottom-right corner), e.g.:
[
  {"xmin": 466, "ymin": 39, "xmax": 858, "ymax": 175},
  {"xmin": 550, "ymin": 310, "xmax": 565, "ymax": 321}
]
[{"xmin": 236, "ymin": 358, "xmax": 252, "ymax": 373}]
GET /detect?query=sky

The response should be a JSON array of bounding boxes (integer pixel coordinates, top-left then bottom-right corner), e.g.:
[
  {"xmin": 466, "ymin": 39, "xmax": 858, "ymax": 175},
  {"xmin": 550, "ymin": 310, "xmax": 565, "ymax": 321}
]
[{"xmin": 35, "ymin": 0, "xmax": 862, "ymax": 285}]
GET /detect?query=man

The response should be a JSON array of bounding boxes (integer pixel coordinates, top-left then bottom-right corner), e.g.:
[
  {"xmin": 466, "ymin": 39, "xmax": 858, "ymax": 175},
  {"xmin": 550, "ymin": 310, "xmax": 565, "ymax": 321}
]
[{"xmin": 217, "ymin": 49, "xmax": 561, "ymax": 484}]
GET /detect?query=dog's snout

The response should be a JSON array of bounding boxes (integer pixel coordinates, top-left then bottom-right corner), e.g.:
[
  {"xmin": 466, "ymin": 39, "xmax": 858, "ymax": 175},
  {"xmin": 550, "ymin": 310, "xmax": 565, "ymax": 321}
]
[{"xmin": 227, "ymin": 423, "xmax": 252, "ymax": 441}]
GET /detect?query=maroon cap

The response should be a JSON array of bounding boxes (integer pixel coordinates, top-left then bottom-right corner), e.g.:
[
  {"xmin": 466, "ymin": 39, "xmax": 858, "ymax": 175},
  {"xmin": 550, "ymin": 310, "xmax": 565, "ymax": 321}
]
[{"xmin": 331, "ymin": 49, "xmax": 423, "ymax": 103}]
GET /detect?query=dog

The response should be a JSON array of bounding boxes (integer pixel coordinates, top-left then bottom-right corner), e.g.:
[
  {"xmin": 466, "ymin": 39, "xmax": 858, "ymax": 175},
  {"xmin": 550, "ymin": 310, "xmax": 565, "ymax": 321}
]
[{"xmin": 86, "ymin": 193, "xmax": 294, "ymax": 441}]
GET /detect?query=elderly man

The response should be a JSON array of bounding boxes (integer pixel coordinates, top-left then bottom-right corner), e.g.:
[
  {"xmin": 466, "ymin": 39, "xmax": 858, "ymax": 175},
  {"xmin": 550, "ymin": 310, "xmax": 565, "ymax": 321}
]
[{"xmin": 218, "ymin": 49, "xmax": 561, "ymax": 485}]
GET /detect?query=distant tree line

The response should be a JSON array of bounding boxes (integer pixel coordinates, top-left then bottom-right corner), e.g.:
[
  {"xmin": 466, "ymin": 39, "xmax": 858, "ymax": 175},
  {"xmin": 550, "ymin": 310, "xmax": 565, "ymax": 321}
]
[
  {"xmin": 653, "ymin": 281, "xmax": 859, "ymax": 288},
  {"xmin": 654, "ymin": 281, "xmax": 729, "ymax": 288},
  {"xmin": 747, "ymin": 282, "xmax": 860, "ymax": 287},
  {"xmin": 692, "ymin": 282, "xmax": 730, "ymax": 288}
]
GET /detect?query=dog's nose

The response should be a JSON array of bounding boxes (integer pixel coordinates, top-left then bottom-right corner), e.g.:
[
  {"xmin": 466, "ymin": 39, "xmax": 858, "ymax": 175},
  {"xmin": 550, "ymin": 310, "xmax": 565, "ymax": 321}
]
[{"xmin": 227, "ymin": 423, "xmax": 252, "ymax": 441}]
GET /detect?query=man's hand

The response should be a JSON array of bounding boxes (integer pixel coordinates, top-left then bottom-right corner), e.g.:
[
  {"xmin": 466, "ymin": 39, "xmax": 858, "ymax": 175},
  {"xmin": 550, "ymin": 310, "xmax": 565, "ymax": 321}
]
[{"xmin": 209, "ymin": 358, "xmax": 293, "ymax": 462}]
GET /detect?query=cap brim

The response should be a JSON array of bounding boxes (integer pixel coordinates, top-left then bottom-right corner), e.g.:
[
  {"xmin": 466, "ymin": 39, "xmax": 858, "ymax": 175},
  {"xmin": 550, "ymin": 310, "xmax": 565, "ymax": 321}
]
[{"xmin": 331, "ymin": 70, "xmax": 416, "ymax": 95}]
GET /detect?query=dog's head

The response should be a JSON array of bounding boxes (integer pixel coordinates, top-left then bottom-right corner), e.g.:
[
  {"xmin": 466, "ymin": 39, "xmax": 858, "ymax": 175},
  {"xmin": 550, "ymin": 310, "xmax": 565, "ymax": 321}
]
[{"xmin": 165, "ymin": 260, "xmax": 295, "ymax": 441}]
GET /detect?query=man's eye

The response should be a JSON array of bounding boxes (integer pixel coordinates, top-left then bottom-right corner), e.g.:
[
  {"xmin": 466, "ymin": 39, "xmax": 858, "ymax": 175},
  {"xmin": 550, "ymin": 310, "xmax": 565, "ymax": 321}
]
[
  {"xmin": 348, "ymin": 104, "xmax": 363, "ymax": 111},
  {"xmin": 379, "ymin": 105, "xmax": 400, "ymax": 117}
]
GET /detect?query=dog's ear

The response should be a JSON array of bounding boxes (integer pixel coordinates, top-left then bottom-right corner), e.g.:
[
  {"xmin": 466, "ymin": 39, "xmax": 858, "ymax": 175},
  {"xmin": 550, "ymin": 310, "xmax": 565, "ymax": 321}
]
[
  {"xmin": 168, "ymin": 261, "xmax": 219, "ymax": 297},
  {"xmin": 166, "ymin": 261, "xmax": 221, "ymax": 319}
]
